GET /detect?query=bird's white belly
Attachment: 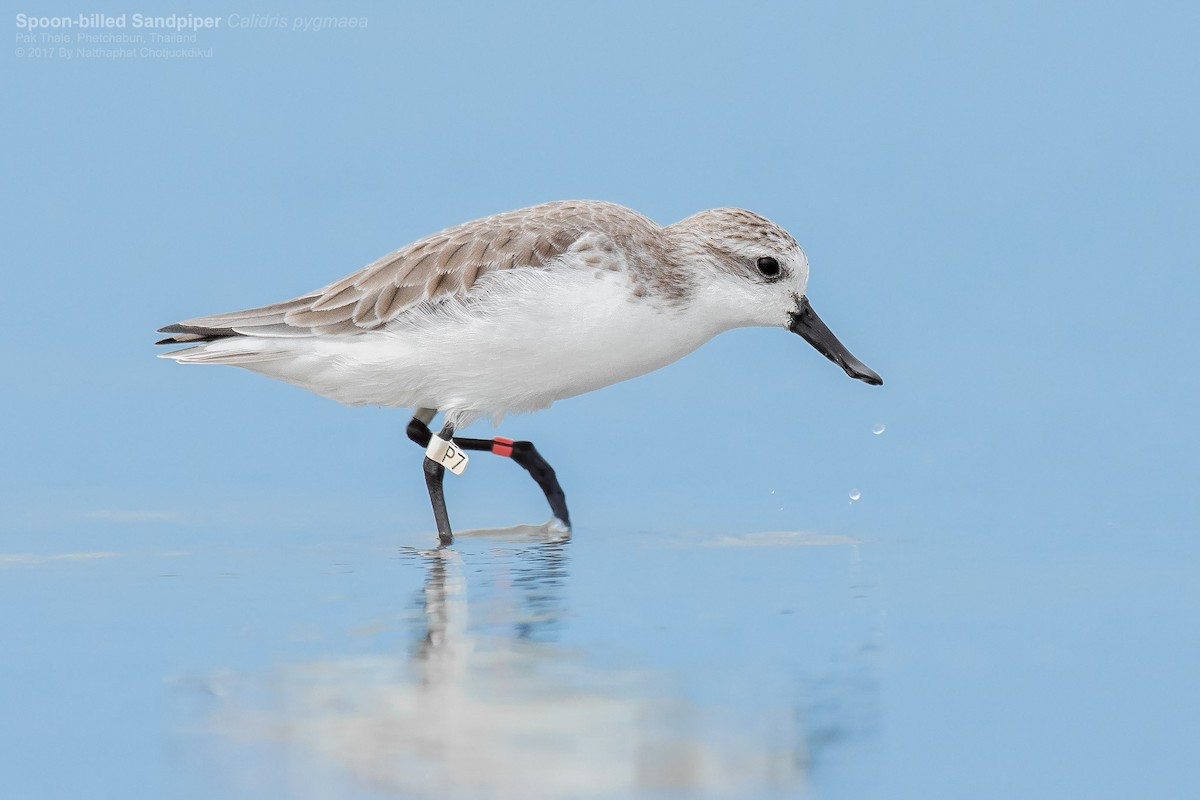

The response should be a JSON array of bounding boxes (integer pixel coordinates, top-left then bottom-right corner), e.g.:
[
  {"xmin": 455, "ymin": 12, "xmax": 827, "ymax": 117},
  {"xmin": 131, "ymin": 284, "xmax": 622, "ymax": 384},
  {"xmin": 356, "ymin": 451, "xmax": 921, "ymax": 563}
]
[{"xmin": 259, "ymin": 267, "xmax": 722, "ymax": 424}]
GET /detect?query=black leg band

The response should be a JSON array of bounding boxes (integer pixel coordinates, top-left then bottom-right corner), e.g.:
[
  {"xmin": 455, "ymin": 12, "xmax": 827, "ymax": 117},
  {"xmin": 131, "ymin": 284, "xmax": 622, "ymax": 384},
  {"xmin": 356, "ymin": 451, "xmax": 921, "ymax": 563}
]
[{"xmin": 406, "ymin": 417, "xmax": 433, "ymax": 448}]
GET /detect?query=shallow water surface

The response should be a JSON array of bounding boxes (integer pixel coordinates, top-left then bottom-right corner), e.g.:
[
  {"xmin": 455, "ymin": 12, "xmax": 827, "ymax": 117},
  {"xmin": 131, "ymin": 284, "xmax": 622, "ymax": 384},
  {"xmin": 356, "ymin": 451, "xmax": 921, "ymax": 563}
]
[
  {"xmin": 3, "ymin": 522, "xmax": 889, "ymax": 799},
  {"xmin": 4, "ymin": 506, "xmax": 1197, "ymax": 799}
]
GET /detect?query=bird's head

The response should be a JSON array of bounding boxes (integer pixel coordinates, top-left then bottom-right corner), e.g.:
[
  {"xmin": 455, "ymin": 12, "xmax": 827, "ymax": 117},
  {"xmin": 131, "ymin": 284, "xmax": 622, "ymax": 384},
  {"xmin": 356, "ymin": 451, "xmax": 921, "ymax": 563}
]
[{"xmin": 667, "ymin": 208, "xmax": 882, "ymax": 386}]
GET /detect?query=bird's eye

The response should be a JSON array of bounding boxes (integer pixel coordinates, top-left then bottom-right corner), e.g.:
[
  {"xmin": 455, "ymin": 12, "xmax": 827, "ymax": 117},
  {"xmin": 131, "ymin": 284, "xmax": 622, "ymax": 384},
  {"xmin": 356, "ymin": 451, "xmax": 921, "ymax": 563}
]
[{"xmin": 756, "ymin": 256, "xmax": 781, "ymax": 278}]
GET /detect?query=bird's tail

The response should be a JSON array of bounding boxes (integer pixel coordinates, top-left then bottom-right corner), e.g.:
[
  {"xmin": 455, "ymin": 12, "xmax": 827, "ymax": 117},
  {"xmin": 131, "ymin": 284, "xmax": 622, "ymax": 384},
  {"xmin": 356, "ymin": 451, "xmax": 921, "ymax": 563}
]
[
  {"xmin": 157, "ymin": 340, "xmax": 290, "ymax": 365},
  {"xmin": 156, "ymin": 296, "xmax": 321, "ymax": 364}
]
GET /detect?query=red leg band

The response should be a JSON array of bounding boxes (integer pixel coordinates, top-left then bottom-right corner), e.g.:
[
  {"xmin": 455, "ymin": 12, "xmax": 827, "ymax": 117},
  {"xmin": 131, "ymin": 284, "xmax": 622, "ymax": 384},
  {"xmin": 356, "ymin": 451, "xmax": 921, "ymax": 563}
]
[{"xmin": 491, "ymin": 437, "xmax": 514, "ymax": 458}]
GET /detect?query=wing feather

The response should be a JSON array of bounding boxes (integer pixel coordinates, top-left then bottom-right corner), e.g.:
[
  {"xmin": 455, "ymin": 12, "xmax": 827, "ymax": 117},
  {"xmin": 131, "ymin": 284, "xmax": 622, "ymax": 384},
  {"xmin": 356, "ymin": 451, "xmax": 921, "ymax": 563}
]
[
  {"xmin": 309, "ymin": 283, "xmax": 361, "ymax": 312},
  {"xmin": 157, "ymin": 200, "xmax": 658, "ymax": 343}
]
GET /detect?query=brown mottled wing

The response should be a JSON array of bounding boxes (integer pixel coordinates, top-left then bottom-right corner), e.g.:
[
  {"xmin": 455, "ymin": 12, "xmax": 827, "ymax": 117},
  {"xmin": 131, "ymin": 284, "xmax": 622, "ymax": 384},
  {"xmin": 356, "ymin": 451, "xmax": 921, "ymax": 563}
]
[{"xmin": 157, "ymin": 200, "xmax": 651, "ymax": 341}]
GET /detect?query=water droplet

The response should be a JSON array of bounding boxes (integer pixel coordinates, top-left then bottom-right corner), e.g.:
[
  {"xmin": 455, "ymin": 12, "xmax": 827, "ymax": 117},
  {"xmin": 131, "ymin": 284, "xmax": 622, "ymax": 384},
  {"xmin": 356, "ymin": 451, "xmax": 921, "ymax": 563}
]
[
  {"xmin": 849, "ymin": 488, "xmax": 862, "ymax": 502},
  {"xmin": 872, "ymin": 423, "xmax": 886, "ymax": 435}
]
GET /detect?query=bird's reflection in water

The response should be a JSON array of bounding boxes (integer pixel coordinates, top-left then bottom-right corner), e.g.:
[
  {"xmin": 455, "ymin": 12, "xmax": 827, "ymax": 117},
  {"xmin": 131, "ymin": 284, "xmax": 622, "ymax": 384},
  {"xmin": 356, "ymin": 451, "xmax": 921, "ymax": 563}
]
[{"xmin": 205, "ymin": 523, "xmax": 814, "ymax": 798}]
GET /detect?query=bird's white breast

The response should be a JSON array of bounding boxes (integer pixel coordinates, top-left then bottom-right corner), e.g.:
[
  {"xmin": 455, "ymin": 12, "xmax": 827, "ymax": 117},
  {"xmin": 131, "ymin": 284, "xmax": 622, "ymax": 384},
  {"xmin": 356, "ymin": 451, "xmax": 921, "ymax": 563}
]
[{"xmin": 245, "ymin": 262, "xmax": 727, "ymax": 426}]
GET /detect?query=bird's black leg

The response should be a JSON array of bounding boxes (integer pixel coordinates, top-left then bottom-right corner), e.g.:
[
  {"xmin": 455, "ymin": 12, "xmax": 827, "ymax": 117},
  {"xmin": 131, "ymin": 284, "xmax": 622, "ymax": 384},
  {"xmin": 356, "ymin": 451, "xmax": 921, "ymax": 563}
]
[
  {"xmin": 506, "ymin": 441, "xmax": 571, "ymax": 529},
  {"xmin": 405, "ymin": 413, "xmax": 571, "ymax": 530},
  {"xmin": 423, "ymin": 419, "xmax": 456, "ymax": 545}
]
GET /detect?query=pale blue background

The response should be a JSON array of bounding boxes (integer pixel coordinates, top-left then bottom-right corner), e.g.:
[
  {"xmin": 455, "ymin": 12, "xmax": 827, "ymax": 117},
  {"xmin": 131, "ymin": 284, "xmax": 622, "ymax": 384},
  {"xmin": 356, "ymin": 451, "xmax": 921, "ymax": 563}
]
[{"xmin": 3, "ymin": 2, "xmax": 1198, "ymax": 798}]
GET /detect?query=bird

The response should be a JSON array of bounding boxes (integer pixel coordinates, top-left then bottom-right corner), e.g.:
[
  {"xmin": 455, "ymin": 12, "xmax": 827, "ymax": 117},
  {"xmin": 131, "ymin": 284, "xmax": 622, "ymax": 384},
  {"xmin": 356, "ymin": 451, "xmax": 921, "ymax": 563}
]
[{"xmin": 157, "ymin": 200, "xmax": 882, "ymax": 543}]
